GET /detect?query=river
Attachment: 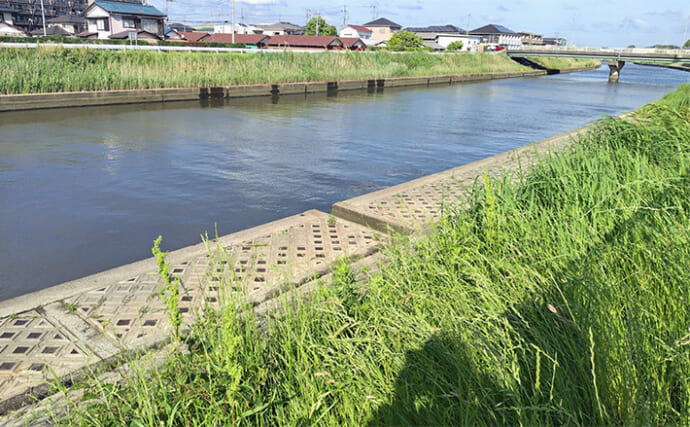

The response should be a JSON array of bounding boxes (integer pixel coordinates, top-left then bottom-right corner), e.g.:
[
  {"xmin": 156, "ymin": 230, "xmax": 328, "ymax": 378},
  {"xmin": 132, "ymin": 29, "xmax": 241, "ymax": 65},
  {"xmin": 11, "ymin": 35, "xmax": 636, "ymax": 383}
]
[{"xmin": 0, "ymin": 62, "xmax": 687, "ymax": 301}]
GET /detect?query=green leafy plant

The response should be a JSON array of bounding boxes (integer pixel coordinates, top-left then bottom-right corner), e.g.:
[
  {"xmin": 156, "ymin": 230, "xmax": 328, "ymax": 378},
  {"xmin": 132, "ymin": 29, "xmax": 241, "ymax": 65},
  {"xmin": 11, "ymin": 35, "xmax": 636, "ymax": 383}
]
[{"xmin": 152, "ymin": 236, "xmax": 182, "ymax": 342}]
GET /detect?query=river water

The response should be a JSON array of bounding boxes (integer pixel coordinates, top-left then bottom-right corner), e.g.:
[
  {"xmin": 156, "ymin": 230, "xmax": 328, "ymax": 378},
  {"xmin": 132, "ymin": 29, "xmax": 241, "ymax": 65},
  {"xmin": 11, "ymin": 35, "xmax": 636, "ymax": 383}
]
[{"xmin": 0, "ymin": 63, "xmax": 688, "ymax": 301}]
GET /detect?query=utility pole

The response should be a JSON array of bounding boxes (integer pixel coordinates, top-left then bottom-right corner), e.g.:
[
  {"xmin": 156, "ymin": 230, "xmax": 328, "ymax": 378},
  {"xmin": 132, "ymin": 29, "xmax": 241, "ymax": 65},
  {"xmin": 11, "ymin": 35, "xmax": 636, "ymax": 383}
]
[
  {"xmin": 306, "ymin": 9, "xmax": 311, "ymax": 25},
  {"xmin": 370, "ymin": 5, "xmax": 376, "ymax": 20},
  {"xmin": 231, "ymin": 0, "xmax": 235, "ymax": 43},
  {"xmin": 39, "ymin": 0, "xmax": 46, "ymax": 36},
  {"xmin": 342, "ymin": 5, "xmax": 347, "ymax": 29},
  {"xmin": 683, "ymin": 15, "xmax": 689, "ymax": 49},
  {"xmin": 240, "ymin": 7, "xmax": 244, "ymax": 25},
  {"xmin": 316, "ymin": 10, "xmax": 319, "ymax": 36},
  {"xmin": 466, "ymin": 13, "xmax": 470, "ymax": 35}
]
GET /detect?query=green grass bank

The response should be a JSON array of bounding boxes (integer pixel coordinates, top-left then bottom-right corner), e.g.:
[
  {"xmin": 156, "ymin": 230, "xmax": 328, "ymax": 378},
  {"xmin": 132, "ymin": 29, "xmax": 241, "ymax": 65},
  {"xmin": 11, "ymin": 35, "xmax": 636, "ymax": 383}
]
[
  {"xmin": 0, "ymin": 48, "xmax": 596, "ymax": 95},
  {"xmin": 46, "ymin": 83, "xmax": 690, "ymax": 425}
]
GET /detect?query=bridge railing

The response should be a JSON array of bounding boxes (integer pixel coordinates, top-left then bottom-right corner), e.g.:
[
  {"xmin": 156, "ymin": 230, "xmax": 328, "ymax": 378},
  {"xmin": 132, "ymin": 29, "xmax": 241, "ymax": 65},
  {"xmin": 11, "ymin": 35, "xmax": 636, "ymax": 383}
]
[{"xmin": 509, "ymin": 45, "xmax": 687, "ymax": 57}]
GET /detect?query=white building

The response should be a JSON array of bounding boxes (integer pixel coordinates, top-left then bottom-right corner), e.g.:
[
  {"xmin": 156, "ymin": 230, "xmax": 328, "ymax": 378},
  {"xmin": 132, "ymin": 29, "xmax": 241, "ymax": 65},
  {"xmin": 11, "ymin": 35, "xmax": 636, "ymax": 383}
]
[
  {"xmin": 82, "ymin": 0, "xmax": 165, "ymax": 39},
  {"xmin": 436, "ymin": 34, "xmax": 482, "ymax": 52},
  {"xmin": 469, "ymin": 24, "xmax": 523, "ymax": 48},
  {"xmin": 339, "ymin": 24, "xmax": 372, "ymax": 42},
  {"xmin": 213, "ymin": 22, "xmax": 263, "ymax": 34}
]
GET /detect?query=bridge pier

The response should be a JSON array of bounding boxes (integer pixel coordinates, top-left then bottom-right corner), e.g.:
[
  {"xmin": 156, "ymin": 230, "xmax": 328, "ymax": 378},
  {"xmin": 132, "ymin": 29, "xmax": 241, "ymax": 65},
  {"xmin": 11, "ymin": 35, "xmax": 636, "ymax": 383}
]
[{"xmin": 607, "ymin": 60, "xmax": 625, "ymax": 83}]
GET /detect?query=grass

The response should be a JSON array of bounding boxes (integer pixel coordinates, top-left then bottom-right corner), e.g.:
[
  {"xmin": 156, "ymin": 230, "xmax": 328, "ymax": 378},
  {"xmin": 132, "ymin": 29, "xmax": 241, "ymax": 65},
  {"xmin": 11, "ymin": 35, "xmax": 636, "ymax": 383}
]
[
  {"xmin": 51, "ymin": 85, "xmax": 690, "ymax": 425},
  {"xmin": 0, "ymin": 48, "xmax": 532, "ymax": 95},
  {"xmin": 527, "ymin": 56, "xmax": 601, "ymax": 70}
]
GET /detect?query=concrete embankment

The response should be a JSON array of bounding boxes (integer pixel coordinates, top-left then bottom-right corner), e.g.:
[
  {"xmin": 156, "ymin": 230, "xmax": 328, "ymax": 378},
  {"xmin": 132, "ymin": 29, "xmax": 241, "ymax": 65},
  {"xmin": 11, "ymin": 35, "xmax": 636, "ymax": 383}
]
[
  {"xmin": 0, "ymin": 70, "xmax": 550, "ymax": 112},
  {"xmin": 0, "ymin": 118, "xmax": 591, "ymax": 419}
]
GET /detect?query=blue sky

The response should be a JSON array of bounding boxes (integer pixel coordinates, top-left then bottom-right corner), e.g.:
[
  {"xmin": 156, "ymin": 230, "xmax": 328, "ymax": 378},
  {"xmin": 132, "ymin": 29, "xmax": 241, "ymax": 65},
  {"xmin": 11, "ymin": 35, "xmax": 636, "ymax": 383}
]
[{"xmin": 151, "ymin": 0, "xmax": 690, "ymax": 47}]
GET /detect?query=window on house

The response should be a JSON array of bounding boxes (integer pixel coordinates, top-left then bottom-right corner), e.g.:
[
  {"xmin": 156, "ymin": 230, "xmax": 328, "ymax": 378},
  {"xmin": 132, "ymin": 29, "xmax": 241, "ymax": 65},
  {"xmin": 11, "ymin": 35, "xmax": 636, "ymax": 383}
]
[
  {"xmin": 94, "ymin": 18, "xmax": 108, "ymax": 31},
  {"xmin": 122, "ymin": 17, "xmax": 136, "ymax": 29},
  {"xmin": 141, "ymin": 18, "xmax": 158, "ymax": 33}
]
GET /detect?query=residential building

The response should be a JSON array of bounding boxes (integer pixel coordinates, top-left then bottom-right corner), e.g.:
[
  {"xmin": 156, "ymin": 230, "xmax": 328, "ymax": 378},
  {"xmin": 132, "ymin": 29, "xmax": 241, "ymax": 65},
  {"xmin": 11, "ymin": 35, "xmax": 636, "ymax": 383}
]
[
  {"xmin": 517, "ymin": 31, "xmax": 543, "ymax": 45},
  {"xmin": 45, "ymin": 14, "xmax": 85, "ymax": 35},
  {"xmin": 264, "ymin": 35, "xmax": 343, "ymax": 50},
  {"xmin": 108, "ymin": 29, "xmax": 160, "ymax": 40},
  {"xmin": 363, "ymin": 17, "xmax": 401, "ymax": 44},
  {"xmin": 0, "ymin": 18, "xmax": 26, "ymax": 35},
  {"xmin": 82, "ymin": 0, "xmax": 165, "ymax": 39},
  {"xmin": 543, "ymin": 37, "xmax": 567, "ymax": 47},
  {"xmin": 0, "ymin": 6, "xmax": 14, "ymax": 24},
  {"xmin": 0, "ymin": 0, "xmax": 87, "ymax": 32},
  {"xmin": 213, "ymin": 22, "xmax": 263, "ymax": 34},
  {"xmin": 164, "ymin": 27, "xmax": 184, "ymax": 40},
  {"xmin": 469, "ymin": 24, "xmax": 522, "ymax": 48},
  {"xmin": 403, "ymin": 24, "xmax": 481, "ymax": 52},
  {"xmin": 339, "ymin": 24, "xmax": 372, "ymax": 42},
  {"xmin": 168, "ymin": 22, "xmax": 194, "ymax": 32},
  {"xmin": 259, "ymin": 21, "xmax": 304, "ymax": 36}
]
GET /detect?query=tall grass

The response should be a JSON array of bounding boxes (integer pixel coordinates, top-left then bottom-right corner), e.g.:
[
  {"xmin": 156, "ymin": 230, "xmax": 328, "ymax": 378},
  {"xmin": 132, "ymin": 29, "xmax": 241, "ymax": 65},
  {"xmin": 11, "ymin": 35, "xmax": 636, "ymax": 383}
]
[
  {"xmin": 0, "ymin": 49, "xmax": 529, "ymax": 94},
  {"xmin": 54, "ymin": 84, "xmax": 690, "ymax": 425},
  {"xmin": 527, "ymin": 56, "xmax": 600, "ymax": 70}
]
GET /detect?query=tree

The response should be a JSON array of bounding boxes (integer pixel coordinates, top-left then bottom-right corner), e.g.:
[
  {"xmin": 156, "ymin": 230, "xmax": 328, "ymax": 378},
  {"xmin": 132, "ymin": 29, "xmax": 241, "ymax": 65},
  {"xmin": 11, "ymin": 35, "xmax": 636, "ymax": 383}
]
[
  {"xmin": 386, "ymin": 30, "xmax": 423, "ymax": 50},
  {"xmin": 684, "ymin": 39, "xmax": 690, "ymax": 49},
  {"xmin": 446, "ymin": 41, "xmax": 464, "ymax": 51},
  {"xmin": 305, "ymin": 17, "xmax": 337, "ymax": 36}
]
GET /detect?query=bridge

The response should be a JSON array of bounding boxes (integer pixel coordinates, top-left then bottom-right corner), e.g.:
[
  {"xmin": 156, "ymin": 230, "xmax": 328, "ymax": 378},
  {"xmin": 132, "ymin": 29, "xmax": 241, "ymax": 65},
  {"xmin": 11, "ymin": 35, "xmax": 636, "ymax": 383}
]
[{"xmin": 507, "ymin": 46, "xmax": 690, "ymax": 82}]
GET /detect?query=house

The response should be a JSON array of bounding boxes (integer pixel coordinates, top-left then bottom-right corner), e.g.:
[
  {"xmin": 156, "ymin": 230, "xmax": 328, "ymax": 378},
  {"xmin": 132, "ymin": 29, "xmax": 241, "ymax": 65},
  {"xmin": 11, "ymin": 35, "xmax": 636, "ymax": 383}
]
[
  {"xmin": 264, "ymin": 35, "xmax": 343, "ymax": 50},
  {"xmin": 164, "ymin": 28, "xmax": 184, "ymax": 40},
  {"xmin": 0, "ymin": 0, "xmax": 87, "ymax": 32},
  {"xmin": 203, "ymin": 33, "xmax": 270, "ymax": 48},
  {"xmin": 82, "ymin": 0, "xmax": 166, "ymax": 40},
  {"xmin": 517, "ymin": 31, "xmax": 543, "ymax": 46},
  {"xmin": 259, "ymin": 22, "xmax": 304, "ymax": 36},
  {"xmin": 0, "ymin": 19, "xmax": 27, "ymax": 36},
  {"xmin": 403, "ymin": 24, "xmax": 481, "ymax": 52},
  {"xmin": 169, "ymin": 22, "xmax": 195, "ymax": 33},
  {"xmin": 469, "ymin": 24, "xmax": 522, "ymax": 48},
  {"xmin": 339, "ymin": 37, "xmax": 367, "ymax": 51},
  {"xmin": 179, "ymin": 31, "xmax": 209, "ymax": 43},
  {"xmin": 363, "ymin": 17, "xmax": 401, "ymax": 44},
  {"xmin": 45, "ymin": 14, "xmax": 86, "ymax": 35},
  {"xmin": 339, "ymin": 24, "xmax": 372, "ymax": 43},
  {"xmin": 213, "ymin": 22, "xmax": 263, "ymax": 34},
  {"xmin": 543, "ymin": 37, "xmax": 567, "ymax": 47}
]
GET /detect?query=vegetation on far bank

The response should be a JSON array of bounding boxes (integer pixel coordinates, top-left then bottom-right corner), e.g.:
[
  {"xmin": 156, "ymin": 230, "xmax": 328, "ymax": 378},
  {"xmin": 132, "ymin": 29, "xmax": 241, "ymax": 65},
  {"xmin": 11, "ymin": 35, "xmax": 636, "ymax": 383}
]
[
  {"xmin": 527, "ymin": 55, "xmax": 601, "ymax": 69},
  {"xmin": 51, "ymin": 84, "xmax": 690, "ymax": 425},
  {"xmin": 0, "ymin": 48, "xmax": 595, "ymax": 95}
]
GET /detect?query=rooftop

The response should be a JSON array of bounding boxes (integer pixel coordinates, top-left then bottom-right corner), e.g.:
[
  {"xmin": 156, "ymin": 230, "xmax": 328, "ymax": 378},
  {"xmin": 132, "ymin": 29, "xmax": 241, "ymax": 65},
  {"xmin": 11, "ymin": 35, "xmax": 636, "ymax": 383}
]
[
  {"xmin": 469, "ymin": 24, "xmax": 516, "ymax": 35},
  {"xmin": 87, "ymin": 0, "xmax": 166, "ymax": 18},
  {"xmin": 363, "ymin": 17, "xmax": 401, "ymax": 29},
  {"xmin": 203, "ymin": 33, "xmax": 269, "ymax": 45},
  {"xmin": 404, "ymin": 25, "xmax": 466, "ymax": 34}
]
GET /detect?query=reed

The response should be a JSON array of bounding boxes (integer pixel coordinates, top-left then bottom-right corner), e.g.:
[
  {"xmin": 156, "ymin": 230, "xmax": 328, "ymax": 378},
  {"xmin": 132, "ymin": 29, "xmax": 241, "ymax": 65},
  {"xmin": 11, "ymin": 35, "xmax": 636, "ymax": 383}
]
[{"xmin": 0, "ymin": 48, "xmax": 532, "ymax": 95}]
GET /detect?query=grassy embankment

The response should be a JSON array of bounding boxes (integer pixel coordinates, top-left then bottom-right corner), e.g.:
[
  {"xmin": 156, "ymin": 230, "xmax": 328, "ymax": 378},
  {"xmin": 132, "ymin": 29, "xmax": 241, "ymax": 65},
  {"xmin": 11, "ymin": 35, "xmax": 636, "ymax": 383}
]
[
  {"xmin": 0, "ymin": 49, "xmax": 594, "ymax": 95},
  {"xmin": 50, "ymin": 84, "xmax": 690, "ymax": 425},
  {"xmin": 527, "ymin": 56, "xmax": 601, "ymax": 70},
  {"xmin": 0, "ymin": 49, "xmax": 522, "ymax": 94}
]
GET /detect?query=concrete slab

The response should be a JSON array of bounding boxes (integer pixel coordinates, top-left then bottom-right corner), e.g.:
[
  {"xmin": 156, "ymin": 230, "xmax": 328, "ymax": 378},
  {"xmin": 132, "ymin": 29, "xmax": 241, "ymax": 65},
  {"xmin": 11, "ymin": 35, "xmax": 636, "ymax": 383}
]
[
  {"xmin": 332, "ymin": 127, "xmax": 585, "ymax": 234},
  {"xmin": 0, "ymin": 209, "xmax": 386, "ymax": 413}
]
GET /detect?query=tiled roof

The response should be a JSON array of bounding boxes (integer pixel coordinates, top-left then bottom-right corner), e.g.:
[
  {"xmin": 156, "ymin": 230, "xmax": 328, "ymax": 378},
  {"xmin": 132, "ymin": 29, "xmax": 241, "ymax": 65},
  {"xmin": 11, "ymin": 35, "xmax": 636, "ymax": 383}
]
[
  {"xmin": 109, "ymin": 29, "xmax": 161, "ymax": 39},
  {"xmin": 265, "ymin": 35, "xmax": 342, "ymax": 48},
  {"xmin": 345, "ymin": 24, "xmax": 371, "ymax": 33},
  {"xmin": 470, "ymin": 24, "xmax": 516, "ymax": 35},
  {"xmin": 404, "ymin": 25, "xmax": 465, "ymax": 34},
  {"xmin": 179, "ymin": 31, "xmax": 208, "ymax": 42},
  {"xmin": 47, "ymin": 14, "xmax": 86, "ymax": 25},
  {"xmin": 88, "ymin": 0, "xmax": 165, "ymax": 18},
  {"xmin": 339, "ymin": 37, "xmax": 366, "ymax": 49},
  {"xmin": 363, "ymin": 17, "xmax": 401, "ymax": 29},
  {"xmin": 203, "ymin": 33, "xmax": 269, "ymax": 44},
  {"xmin": 259, "ymin": 22, "xmax": 304, "ymax": 31}
]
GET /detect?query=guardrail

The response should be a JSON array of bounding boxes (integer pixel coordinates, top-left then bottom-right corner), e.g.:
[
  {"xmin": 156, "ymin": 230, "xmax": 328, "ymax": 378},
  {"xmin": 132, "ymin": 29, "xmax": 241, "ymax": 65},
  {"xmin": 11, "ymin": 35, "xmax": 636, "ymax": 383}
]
[{"xmin": 507, "ymin": 46, "xmax": 690, "ymax": 62}]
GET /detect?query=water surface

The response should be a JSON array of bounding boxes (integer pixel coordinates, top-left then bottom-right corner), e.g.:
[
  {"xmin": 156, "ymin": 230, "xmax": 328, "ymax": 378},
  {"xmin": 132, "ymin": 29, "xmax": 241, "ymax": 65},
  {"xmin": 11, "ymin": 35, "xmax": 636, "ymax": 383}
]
[{"xmin": 1, "ymin": 63, "xmax": 687, "ymax": 300}]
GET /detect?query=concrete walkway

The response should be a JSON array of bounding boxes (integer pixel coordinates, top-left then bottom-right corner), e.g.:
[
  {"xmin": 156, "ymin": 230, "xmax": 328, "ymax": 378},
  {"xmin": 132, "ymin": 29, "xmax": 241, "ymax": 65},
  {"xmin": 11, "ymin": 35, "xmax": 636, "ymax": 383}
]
[{"xmin": 0, "ymin": 126, "xmax": 586, "ymax": 421}]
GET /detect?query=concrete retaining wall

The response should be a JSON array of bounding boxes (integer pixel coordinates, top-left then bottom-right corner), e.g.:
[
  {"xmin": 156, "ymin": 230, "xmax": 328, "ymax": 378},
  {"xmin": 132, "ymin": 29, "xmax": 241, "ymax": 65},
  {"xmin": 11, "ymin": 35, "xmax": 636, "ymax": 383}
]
[{"xmin": 0, "ymin": 70, "xmax": 548, "ymax": 113}]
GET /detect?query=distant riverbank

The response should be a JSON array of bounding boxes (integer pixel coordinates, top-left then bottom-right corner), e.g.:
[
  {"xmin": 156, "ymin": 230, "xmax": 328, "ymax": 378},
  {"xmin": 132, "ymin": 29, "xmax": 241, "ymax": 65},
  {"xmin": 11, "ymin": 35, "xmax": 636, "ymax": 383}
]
[{"xmin": 0, "ymin": 48, "xmax": 598, "ymax": 95}]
